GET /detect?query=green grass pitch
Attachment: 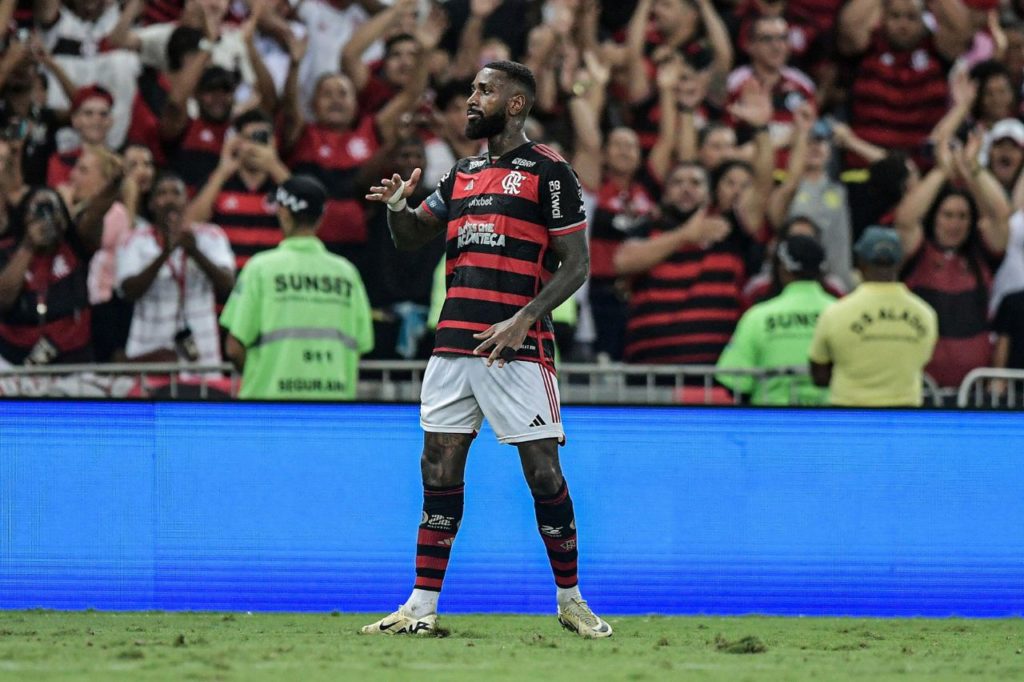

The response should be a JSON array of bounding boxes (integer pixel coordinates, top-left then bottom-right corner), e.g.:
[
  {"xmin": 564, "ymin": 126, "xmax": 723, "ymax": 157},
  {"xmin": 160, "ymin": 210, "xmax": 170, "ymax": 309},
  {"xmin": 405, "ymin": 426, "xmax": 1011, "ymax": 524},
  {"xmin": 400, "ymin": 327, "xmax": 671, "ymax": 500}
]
[{"xmin": 0, "ymin": 611, "xmax": 1021, "ymax": 681}]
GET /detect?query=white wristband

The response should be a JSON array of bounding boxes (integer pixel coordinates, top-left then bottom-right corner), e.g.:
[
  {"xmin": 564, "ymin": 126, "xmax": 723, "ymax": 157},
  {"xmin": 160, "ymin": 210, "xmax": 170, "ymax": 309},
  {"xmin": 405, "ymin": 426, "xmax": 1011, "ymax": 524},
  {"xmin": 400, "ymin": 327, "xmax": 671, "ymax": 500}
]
[{"xmin": 386, "ymin": 180, "xmax": 407, "ymax": 212}]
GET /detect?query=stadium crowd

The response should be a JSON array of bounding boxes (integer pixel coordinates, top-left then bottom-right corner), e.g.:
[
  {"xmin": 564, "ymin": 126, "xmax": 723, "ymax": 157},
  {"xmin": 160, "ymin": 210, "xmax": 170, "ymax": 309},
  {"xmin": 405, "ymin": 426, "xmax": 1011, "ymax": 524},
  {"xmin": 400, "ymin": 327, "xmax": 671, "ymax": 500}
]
[{"xmin": 1, "ymin": 0, "xmax": 1023, "ymax": 403}]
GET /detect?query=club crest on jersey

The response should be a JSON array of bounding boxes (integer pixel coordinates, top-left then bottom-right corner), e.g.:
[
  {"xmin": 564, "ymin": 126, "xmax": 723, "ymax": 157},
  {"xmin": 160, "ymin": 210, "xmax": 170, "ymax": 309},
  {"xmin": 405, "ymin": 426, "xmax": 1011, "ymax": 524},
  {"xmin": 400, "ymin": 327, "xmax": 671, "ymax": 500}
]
[{"xmin": 502, "ymin": 170, "xmax": 525, "ymax": 195}]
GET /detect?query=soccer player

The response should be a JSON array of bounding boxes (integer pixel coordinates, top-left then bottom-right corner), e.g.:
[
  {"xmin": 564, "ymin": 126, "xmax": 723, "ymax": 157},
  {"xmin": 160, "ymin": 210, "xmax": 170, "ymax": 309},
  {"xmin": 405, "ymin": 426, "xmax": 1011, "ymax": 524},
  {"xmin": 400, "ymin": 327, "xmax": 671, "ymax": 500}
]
[{"xmin": 360, "ymin": 61, "xmax": 611, "ymax": 639}]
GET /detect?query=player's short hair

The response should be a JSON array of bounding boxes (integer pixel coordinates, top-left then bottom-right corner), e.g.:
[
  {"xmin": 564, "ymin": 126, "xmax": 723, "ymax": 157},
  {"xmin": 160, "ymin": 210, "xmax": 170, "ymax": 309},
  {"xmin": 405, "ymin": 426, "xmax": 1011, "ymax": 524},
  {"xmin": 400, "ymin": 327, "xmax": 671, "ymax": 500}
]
[{"xmin": 483, "ymin": 61, "xmax": 537, "ymax": 102}]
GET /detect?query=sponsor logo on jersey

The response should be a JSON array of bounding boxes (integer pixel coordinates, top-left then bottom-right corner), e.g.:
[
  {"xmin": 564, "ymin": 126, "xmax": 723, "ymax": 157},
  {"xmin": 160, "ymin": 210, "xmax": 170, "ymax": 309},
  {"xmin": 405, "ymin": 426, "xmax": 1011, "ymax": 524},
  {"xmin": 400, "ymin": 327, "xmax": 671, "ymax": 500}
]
[
  {"xmin": 457, "ymin": 221, "xmax": 505, "ymax": 248},
  {"xmin": 468, "ymin": 196, "xmax": 494, "ymax": 208},
  {"xmin": 502, "ymin": 170, "xmax": 525, "ymax": 195},
  {"xmin": 469, "ymin": 158, "xmax": 487, "ymax": 169},
  {"xmin": 511, "ymin": 157, "xmax": 537, "ymax": 168},
  {"xmin": 549, "ymin": 180, "xmax": 562, "ymax": 219}
]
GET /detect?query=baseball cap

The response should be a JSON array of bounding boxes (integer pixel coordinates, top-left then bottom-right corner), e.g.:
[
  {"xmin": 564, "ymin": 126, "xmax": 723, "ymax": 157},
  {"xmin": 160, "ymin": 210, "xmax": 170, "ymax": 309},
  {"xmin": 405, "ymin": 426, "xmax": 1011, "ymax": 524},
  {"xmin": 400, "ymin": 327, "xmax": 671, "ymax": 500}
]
[
  {"xmin": 70, "ymin": 84, "xmax": 114, "ymax": 114},
  {"xmin": 989, "ymin": 118, "xmax": 1024, "ymax": 147},
  {"xmin": 777, "ymin": 235, "xmax": 825, "ymax": 274},
  {"xmin": 198, "ymin": 66, "xmax": 239, "ymax": 93},
  {"xmin": 271, "ymin": 175, "xmax": 327, "ymax": 221},
  {"xmin": 854, "ymin": 226, "xmax": 903, "ymax": 266}
]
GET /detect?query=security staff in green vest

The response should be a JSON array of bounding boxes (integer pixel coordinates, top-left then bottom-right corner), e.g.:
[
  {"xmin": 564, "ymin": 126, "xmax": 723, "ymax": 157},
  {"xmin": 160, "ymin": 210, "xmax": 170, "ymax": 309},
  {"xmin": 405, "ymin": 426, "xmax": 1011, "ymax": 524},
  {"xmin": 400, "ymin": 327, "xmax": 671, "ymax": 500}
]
[
  {"xmin": 716, "ymin": 235, "xmax": 837, "ymax": 405},
  {"xmin": 221, "ymin": 175, "xmax": 374, "ymax": 400}
]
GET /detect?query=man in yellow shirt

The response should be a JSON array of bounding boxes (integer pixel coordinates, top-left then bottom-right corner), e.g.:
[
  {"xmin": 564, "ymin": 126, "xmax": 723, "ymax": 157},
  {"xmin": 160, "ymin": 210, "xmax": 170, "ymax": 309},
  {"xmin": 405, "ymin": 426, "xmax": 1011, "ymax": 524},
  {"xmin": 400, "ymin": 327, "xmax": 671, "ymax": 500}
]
[{"xmin": 808, "ymin": 227, "xmax": 938, "ymax": 407}]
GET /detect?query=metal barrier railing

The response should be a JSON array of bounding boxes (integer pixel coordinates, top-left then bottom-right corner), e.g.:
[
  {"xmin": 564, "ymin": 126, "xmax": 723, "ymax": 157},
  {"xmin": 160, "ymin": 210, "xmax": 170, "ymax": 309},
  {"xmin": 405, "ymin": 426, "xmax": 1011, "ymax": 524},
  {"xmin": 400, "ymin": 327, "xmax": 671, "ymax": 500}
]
[
  {"xmin": 956, "ymin": 368, "xmax": 1024, "ymax": 408},
  {"xmin": 0, "ymin": 362, "xmax": 238, "ymax": 399},
  {"xmin": 0, "ymin": 360, "xmax": 951, "ymax": 407}
]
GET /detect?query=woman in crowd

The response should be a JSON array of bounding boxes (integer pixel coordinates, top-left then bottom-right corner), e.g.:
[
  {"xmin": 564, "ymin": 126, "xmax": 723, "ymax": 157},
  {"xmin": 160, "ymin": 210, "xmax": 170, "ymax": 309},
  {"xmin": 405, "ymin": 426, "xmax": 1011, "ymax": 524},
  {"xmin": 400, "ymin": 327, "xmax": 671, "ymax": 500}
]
[{"xmin": 894, "ymin": 134, "xmax": 1010, "ymax": 388}]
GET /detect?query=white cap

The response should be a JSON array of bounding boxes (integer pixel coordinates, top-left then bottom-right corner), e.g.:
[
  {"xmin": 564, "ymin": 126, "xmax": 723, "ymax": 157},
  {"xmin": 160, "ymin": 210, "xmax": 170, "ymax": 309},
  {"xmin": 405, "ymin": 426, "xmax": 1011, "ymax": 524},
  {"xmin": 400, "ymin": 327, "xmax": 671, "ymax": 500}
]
[{"xmin": 989, "ymin": 118, "xmax": 1024, "ymax": 146}]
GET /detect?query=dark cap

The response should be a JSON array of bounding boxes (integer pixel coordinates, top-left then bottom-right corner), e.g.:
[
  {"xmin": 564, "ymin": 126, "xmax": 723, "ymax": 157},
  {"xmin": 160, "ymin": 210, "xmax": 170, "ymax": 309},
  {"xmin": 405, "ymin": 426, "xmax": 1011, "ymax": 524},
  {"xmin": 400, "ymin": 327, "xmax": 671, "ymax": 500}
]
[
  {"xmin": 198, "ymin": 65, "xmax": 239, "ymax": 93},
  {"xmin": 854, "ymin": 226, "xmax": 903, "ymax": 266},
  {"xmin": 777, "ymin": 235, "xmax": 825, "ymax": 274},
  {"xmin": 271, "ymin": 175, "xmax": 327, "ymax": 221}
]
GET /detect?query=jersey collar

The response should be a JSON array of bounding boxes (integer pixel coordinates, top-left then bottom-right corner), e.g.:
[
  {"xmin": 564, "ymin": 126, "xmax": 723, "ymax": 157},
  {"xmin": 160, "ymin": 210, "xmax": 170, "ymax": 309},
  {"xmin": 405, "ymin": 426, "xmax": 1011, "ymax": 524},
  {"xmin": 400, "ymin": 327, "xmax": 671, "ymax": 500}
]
[{"xmin": 280, "ymin": 235, "xmax": 327, "ymax": 252}]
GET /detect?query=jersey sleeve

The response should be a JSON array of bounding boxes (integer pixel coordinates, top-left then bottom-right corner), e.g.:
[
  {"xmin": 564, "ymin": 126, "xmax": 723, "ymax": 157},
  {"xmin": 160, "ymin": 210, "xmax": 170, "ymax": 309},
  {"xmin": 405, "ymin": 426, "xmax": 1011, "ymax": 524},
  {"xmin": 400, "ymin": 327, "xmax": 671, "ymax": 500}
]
[
  {"xmin": 715, "ymin": 311, "xmax": 759, "ymax": 394},
  {"xmin": 420, "ymin": 165, "xmax": 457, "ymax": 223},
  {"xmin": 219, "ymin": 263, "xmax": 261, "ymax": 346},
  {"xmin": 541, "ymin": 161, "xmax": 587, "ymax": 235}
]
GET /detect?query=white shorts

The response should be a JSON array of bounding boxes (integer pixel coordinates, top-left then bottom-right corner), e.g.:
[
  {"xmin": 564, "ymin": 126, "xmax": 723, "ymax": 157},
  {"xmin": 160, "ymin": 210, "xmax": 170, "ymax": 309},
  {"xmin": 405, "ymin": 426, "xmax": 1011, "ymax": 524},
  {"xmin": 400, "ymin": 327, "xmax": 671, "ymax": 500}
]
[{"xmin": 420, "ymin": 355, "xmax": 564, "ymax": 445}]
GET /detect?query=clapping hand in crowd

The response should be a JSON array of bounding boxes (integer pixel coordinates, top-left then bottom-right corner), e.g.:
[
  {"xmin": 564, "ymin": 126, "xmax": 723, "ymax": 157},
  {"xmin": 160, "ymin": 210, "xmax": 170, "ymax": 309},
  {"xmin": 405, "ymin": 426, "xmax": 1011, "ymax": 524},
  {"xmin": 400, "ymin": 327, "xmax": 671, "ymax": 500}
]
[{"xmin": 728, "ymin": 78, "xmax": 774, "ymax": 130}]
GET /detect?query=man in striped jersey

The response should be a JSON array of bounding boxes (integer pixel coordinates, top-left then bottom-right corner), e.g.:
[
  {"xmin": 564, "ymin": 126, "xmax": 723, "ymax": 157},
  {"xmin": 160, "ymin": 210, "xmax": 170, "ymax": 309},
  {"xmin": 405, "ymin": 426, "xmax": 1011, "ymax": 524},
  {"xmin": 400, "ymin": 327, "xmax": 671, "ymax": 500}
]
[{"xmin": 360, "ymin": 61, "xmax": 611, "ymax": 639}]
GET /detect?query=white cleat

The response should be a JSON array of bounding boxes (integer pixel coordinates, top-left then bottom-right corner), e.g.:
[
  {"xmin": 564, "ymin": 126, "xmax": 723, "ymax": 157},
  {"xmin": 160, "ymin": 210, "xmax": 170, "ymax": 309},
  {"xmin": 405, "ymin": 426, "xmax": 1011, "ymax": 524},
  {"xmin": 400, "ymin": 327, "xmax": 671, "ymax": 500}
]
[
  {"xmin": 557, "ymin": 597, "xmax": 613, "ymax": 639},
  {"xmin": 359, "ymin": 606, "xmax": 437, "ymax": 636}
]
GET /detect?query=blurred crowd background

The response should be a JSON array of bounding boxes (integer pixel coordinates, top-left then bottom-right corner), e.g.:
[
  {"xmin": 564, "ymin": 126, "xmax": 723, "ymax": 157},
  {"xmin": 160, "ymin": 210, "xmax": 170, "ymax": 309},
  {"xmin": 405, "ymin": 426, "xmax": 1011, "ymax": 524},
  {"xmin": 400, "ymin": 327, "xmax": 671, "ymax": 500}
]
[{"xmin": 2, "ymin": 0, "xmax": 1024, "ymax": 401}]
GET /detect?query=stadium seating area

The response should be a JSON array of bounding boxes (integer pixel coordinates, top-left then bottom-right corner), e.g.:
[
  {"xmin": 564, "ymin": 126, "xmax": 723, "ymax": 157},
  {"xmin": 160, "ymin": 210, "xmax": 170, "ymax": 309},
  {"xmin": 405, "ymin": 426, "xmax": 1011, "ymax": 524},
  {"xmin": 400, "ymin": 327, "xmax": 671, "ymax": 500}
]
[{"xmin": 1, "ymin": 0, "xmax": 1023, "ymax": 404}]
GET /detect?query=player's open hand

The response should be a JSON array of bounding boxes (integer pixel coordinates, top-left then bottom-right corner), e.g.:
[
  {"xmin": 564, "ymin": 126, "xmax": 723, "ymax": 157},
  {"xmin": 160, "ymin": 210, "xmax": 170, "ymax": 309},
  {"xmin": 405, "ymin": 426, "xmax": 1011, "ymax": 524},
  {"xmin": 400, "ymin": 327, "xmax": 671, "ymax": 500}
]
[
  {"xmin": 472, "ymin": 312, "xmax": 533, "ymax": 368},
  {"xmin": 366, "ymin": 168, "xmax": 422, "ymax": 205}
]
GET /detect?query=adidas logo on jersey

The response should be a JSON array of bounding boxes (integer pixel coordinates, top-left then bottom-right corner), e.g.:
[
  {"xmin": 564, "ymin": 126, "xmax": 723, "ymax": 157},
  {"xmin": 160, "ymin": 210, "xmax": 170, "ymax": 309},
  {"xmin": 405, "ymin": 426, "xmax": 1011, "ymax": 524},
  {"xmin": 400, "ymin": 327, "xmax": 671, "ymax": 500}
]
[
  {"xmin": 529, "ymin": 415, "xmax": 546, "ymax": 427},
  {"xmin": 464, "ymin": 179, "xmax": 475, "ymax": 191}
]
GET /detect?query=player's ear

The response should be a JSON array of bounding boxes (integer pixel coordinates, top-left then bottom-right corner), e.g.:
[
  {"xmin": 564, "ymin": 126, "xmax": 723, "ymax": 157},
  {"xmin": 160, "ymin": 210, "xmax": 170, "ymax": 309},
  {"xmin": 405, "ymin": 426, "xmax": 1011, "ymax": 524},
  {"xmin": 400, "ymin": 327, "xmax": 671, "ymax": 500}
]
[{"xmin": 507, "ymin": 92, "xmax": 526, "ymax": 117}]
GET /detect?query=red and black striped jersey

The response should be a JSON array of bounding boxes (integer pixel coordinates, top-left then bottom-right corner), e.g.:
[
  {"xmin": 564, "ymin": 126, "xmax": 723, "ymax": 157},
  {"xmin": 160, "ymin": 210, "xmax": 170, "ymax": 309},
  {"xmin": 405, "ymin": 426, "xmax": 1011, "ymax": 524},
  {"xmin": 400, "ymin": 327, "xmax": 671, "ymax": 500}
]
[
  {"xmin": 287, "ymin": 117, "xmax": 380, "ymax": 246},
  {"xmin": 169, "ymin": 118, "xmax": 230, "ymax": 195},
  {"xmin": 589, "ymin": 177, "xmax": 656, "ymax": 282},
  {"xmin": 849, "ymin": 31, "xmax": 950, "ymax": 168},
  {"xmin": 211, "ymin": 174, "xmax": 281, "ymax": 270},
  {"xmin": 421, "ymin": 141, "xmax": 587, "ymax": 367},
  {"xmin": 624, "ymin": 210, "xmax": 753, "ymax": 365}
]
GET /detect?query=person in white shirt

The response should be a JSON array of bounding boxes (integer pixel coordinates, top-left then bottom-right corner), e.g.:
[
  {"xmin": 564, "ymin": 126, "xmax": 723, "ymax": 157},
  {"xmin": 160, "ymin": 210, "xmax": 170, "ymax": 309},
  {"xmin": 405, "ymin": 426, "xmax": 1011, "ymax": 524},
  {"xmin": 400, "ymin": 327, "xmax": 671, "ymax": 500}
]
[
  {"xmin": 36, "ymin": 0, "xmax": 141, "ymax": 147},
  {"xmin": 117, "ymin": 171, "xmax": 235, "ymax": 365}
]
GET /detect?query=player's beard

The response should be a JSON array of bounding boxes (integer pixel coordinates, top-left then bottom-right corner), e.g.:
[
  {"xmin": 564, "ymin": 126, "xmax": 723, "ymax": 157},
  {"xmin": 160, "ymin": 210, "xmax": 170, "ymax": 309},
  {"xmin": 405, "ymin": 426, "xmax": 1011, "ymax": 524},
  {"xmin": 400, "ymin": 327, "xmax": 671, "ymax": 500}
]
[{"xmin": 465, "ymin": 108, "xmax": 507, "ymax": 140}]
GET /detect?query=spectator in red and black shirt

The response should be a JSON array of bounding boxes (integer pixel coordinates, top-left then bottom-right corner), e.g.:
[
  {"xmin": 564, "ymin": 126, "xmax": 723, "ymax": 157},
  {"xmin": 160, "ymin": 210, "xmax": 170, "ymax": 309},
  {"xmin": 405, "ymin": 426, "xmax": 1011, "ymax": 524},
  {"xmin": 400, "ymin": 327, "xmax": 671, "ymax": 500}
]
[
  {"xmin": 838, "ymin": 0, "xmax": 974, "ymax": 169},
  {"xmin": 0, "ymin": 181, "xmax": 118, "ymax": 365},
  {"xmin": 726, "ymin": 15, "xmax": 816, "ymax": 170},
  {"xmin": 125, "ymin": 25, "xmax": 203, "ymax": 167},
  {"xmin": 45, "ymin": 84, "xmax": 113, "ymax": 188},
  {"xmin": 610, "ymin": 0, "xmax": 733, "ymax": 152},
  {"xmin": 894, "ymin": 131, "xmax": 1010, "ymax": 387},
  {"xmin": 0, "ymin": 30, "xmax": 76, "ymax": 187},
  {"xmin": 280, "ymin": 25, "xmax": 429, "ymax": 264},
  {"xmin": 615, "ymin": 162, "xmax": 758, "ymax": 366},
  {"xmin": 340, "ymin": 0, "xmax": 444, "ymax": 118},
  {"xmin": 185, "ymin": 108, "xmax": 291, "ymax": 270},
  {"xmin": 161, "ymin": 63, "xmax": 237, "ymax": 194}
]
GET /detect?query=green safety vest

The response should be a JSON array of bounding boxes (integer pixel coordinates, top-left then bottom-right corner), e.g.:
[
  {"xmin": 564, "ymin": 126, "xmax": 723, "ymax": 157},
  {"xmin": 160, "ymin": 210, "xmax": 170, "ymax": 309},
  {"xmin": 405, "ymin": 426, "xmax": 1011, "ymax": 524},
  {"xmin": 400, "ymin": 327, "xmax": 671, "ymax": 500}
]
[
  {"xmin": 220, "ymin": 236, "xmax": 374, "ymax": 400},
  {"xmin": 715, "ymin": 280, "xmax": 836, "ymax": 405}
]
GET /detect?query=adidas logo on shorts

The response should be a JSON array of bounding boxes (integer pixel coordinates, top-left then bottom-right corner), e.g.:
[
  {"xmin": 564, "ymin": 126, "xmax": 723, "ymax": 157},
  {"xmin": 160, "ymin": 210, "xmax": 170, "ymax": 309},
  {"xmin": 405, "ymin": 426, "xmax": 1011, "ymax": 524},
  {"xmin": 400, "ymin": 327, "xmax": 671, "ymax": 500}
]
[{"xmin": 529, "ymin": 415, "xmax": 546, "ymax": 427}]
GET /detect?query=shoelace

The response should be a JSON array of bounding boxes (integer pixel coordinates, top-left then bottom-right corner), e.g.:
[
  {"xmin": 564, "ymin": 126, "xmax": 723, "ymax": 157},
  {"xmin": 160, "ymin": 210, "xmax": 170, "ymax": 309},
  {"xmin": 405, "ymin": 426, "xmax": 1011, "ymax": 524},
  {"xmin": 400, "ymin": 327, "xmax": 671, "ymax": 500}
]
[{"xmin": 565, "ymin": 598, "xmax": 600, "ymax": 627}]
